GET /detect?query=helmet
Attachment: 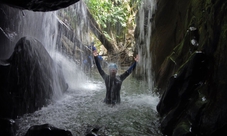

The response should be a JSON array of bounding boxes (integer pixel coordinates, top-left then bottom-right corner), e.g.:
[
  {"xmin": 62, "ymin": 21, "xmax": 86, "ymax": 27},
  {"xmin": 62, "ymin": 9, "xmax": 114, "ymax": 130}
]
[
  {"xmin": 108, "ymin": 63, "xmax": 118, "ymax": 70},
  {"xmin": 92, "ymin": 46, "xmax": 96, "ymax": 51}
]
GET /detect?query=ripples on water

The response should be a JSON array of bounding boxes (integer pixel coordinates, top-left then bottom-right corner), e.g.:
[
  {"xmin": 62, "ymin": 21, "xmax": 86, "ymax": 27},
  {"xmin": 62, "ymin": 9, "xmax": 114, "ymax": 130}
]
[{"xmin": 16, "ymin": 75, "xmax": 161, "ymax": 136}]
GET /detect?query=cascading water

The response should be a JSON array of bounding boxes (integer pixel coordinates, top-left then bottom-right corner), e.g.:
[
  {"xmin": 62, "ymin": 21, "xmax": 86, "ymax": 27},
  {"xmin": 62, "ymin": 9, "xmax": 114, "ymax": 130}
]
[
  {"xmin": 0, "ymin": 0, "xmax": 162, "ymax": 136},
  {"xmin": 17, "ymin": 10, "xmax": 64, "ymax": 100},
  {"xmin": 136, "ymin": 0, "xmax": 157, "ymax": 91},
  {"xmin": 0, "ymin": 6, "xmax": 65, "ymax": 100}
]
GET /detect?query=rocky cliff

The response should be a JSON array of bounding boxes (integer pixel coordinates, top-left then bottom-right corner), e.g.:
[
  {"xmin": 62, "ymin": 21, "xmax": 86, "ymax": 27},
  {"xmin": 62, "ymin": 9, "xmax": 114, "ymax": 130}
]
[{"xmin": 152, "ymin": 0, "xmax": 227, "ymax": 135}]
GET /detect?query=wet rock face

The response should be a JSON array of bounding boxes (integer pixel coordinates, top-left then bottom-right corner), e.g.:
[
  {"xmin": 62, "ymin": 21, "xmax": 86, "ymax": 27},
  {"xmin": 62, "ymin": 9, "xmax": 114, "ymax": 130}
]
[
  {"xmin": 0, "ymin": 37, "xmax": 68, "ymax": 119},
  {"xmin": 0, "ymin": 0, "xmax": 80, "ymax": 11},
  {"xmin": 157, "ymin": 52, "xmax": 208, "ymax": 135},
  {"xmin": 152, "ymin": 0, "xmax": 227, "ymax": 135}
]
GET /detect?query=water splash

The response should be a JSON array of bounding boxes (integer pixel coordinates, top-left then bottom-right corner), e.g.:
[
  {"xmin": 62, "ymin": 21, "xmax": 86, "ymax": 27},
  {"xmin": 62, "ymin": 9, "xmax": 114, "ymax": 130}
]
[
  {"xmin": 16, "ymin": 76, "xmax": 161, "ymax": 136},
  {"xmin": 53, "ymin": 51, "xmax": 93, "ymax": 91},
  {"xmin": 12, "ymin": 1, "xmax": 162, "ymax": 135}
]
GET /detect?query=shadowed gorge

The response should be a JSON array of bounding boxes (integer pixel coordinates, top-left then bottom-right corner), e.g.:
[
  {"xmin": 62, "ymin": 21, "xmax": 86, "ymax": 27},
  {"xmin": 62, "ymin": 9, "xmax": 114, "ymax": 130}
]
[{"xmin": 0, "ymin": 0, "xmax": 227, "ymax": 135}]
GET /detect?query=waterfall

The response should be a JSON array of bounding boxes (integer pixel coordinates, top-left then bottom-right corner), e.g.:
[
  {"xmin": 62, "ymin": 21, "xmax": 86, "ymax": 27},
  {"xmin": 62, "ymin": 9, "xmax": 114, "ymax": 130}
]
[
  {"xmin": 17, "ymin": 11, "xmax": 58, "ymax": 51},
  {"xmin": 0, "ymin": 1, "xmax": 162, "ymax": 136},
  {"xmin": 17, "ymin": 4, "xmax": 95, "ymax": 100},
  {"xmin": 17, "ymin": 10, "xmax": 65, "ymax": 100},
  {"xmin": 54, "ymin": 1, "xmax": 94, "ymax": 90},
  {"xmin": 136, "ymin": 0, "xmax": 156, "ymax": 91},
  {"xmin": 0, "ymin": 5, "xmax": 84, "ymax": 101},
  {"xmin": 0, "ymin": 0, "xmax": 94, "ymax": 103}
]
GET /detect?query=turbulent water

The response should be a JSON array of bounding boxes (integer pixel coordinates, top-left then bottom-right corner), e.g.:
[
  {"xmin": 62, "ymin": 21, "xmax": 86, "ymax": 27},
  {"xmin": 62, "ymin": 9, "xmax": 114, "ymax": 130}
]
[{"xmin": 16, "ymin": 52, "xmax": 161, "ymax": 136}]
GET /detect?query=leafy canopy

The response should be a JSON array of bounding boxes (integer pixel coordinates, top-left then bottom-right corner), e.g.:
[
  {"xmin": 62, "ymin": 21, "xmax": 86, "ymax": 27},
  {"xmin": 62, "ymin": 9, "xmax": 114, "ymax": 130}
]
[{"xmin": 84, "ymin": 0, "xmax": 141, "ymax": 50}]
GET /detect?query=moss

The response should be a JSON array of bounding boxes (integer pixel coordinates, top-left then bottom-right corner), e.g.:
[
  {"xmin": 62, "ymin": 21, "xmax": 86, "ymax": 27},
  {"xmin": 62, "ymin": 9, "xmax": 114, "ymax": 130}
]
[
  {"xmin": 169, "ymin": 42, "xmax": 184, "ymax": 64},
  {"xmin": 156, "ymin": 0, "xmax": 219, "ymax": 90},
  {"xmin": 186, "ymin": 0, "xmax": 214, "ymax": 52},
  {"xmin": 172, "ymin": 51, "xmax": 201, "ymax": 77},
  {"xmin": 196, "ymin": 89, "xmax": 208, "ymax": 106},
  {"xmin": 155, "ymin": 0, "xmax": 227, "ymax": 135},
  {"xmin": 169, "ymin": 56, "xmax": 177, "ymax": 65},
  {"xmin": 166, "ymin": 0, "xmax": 214, "ymax": 74},
  {"xmin": 172, "ymin": 120, "xmax": 192, "ymax": 136},
  {"xmin": 169, "ymin": 35, "xmax": 190, "ymax": 64},
  {"xmin": 221, "ymin": 24, "xmax": 227, "ymax": 41},
  {"xmin": 153, "ymin": 0, "xmax": 225, "ymax": 92}
]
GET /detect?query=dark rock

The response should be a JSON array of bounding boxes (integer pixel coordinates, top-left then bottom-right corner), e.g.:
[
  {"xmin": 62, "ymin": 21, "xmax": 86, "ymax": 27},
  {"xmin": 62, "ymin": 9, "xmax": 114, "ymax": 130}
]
[
  {"xmin": 172, "ymin": 120, "xmax": 195, "ymax": 136},
  {"xmin": 0, "ymin": 0, "xmax": 80, "ymax": 11},
  {"xmin": 25, "ymin": 124, "xmax": 72, "ymax": 136},
  {"xmin": 0, "ymin": 37, "xmax": 68, "ymax": 119},
  {"xmin": 154, "ymin": 0, "xmax": 227, "ymax": 135},
  {"xmin": 157, "ymin": 52, "xmax": 208, "ymax": 117},
  {"xmin": 157, "ymin": 52, "xmax": 209, "ymax": 135},
  {"xmin": 0, "ymin": 118, "xmax": 17, "ymax": 136}
]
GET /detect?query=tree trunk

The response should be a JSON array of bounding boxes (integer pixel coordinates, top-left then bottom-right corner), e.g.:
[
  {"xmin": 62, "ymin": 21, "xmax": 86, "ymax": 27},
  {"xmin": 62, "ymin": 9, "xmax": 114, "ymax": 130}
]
[{"xmin": 82, "ymin": 1, "xmax": 116, "ymax": 53}]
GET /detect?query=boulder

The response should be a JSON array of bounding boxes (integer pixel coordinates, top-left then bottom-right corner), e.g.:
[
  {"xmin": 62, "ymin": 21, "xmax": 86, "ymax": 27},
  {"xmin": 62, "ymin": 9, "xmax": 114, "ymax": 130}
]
[
  {"xmin": 25, "ymin": 124, "xmax": 72, "ymax": 136},
  {"xmin": 0, "ymin": 37, "xmax": 68, "ymax": 119}
]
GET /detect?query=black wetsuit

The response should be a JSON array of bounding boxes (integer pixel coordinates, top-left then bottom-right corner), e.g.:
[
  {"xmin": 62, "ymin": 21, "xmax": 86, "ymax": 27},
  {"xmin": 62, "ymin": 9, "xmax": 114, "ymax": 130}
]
[{"xmin": 94, "ymin": 56, "xmax": 137, "ymax": 104}]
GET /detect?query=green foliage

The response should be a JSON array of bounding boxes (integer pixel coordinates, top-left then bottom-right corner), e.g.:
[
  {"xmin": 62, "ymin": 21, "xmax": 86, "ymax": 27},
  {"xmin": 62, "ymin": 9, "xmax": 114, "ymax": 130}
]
[
  {"xmin": 85, "ymin": 0, "xmax": 126, "ymax": 28},
  {"xmin": 85, "ymin": 0, "xmax": 141, "ymax": 44}
]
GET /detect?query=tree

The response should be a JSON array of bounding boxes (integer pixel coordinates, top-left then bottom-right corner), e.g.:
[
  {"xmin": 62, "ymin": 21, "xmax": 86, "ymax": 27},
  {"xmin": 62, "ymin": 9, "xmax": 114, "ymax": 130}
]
[{"xmin": 84, "ymin": 0, "xmax": 141, "ymax": 53}]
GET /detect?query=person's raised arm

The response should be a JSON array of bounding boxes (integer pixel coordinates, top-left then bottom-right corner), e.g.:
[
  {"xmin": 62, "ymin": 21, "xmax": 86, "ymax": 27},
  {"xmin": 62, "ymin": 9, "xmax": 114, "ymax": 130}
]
[
  {"xmin": 120, "ymin": 54, "xmax": 139, "ymax": 81},
  {"xmin": 93, "ymin": 49, "xmax": 107, "ymax": 79}
]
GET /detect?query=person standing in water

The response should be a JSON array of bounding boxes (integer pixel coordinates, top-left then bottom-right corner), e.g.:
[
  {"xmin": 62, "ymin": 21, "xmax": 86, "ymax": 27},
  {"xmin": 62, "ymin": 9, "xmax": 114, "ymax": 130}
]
[{"xmin": 93, "ymin": 49, "xmax": 139, "ymax": 105}]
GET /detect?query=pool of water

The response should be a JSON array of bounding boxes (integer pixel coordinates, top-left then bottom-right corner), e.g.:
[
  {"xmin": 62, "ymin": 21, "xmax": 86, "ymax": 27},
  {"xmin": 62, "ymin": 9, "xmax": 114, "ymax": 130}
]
[
  {"xmin": 15, "ymin": 71, "xmax": 161, "ymax": 136},
  {"xmin": 15, "ymin": 53, "xmax": 161, "ymax": 136}
]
